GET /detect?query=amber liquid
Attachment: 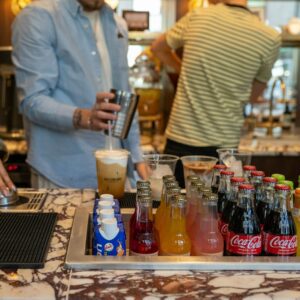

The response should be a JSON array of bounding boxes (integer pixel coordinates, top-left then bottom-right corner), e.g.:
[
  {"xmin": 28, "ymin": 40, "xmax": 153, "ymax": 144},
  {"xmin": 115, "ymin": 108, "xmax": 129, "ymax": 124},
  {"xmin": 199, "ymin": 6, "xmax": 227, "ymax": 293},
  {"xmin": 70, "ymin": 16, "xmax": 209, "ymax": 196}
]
[{"xmin": 96, "ymin": 161, "xmax": 126, "ymax": 199}]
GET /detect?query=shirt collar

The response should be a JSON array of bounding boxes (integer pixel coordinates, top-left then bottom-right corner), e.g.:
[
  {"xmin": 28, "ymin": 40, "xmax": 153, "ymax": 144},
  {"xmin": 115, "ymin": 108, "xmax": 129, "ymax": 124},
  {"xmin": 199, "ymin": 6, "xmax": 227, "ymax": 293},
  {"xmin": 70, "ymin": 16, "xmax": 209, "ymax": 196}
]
[{"xmin": 63, "ymin": 0, "xmax": 114, "ymax": 18}]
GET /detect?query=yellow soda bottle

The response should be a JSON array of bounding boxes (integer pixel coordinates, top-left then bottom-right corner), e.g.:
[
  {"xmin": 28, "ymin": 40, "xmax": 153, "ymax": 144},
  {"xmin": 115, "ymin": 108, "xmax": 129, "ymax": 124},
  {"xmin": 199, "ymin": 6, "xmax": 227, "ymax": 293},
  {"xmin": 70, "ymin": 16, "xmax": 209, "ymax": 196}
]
[
  {"xmin": 293, "ymin": 208, "xmax": 300, "ymax": 256},
  {"xmin": 160, "ymin": 195, "xmax": 191, "ymax": 256},
  {"xmin": 155, "ymin": 177, "xmax": 176, "ymax": 232},
  {"xmin": 158, "ymin": 186, "xmax": 181, "ymax": 246}
]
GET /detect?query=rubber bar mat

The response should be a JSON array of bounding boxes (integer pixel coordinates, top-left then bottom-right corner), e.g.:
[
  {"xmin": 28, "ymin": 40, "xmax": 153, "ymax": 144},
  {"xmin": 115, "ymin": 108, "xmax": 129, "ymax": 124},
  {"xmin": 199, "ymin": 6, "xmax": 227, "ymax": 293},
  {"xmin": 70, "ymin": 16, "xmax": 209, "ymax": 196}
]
[
  {"xmin": 0, "ymin": 212, "xmax": 57, "ymax": 269},
  {"xmin": 96, "ymin": 192, "xmax": 160, "ymax": 209}
]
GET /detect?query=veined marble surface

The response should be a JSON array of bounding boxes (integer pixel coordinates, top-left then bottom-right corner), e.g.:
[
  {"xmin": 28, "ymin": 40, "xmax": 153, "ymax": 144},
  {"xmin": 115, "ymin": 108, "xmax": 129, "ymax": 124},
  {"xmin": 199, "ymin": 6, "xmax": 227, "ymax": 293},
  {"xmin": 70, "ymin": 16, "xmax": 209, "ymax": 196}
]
[{"xmin": 1, "ymin": 189, "xmax": 300, "ymax": 300}]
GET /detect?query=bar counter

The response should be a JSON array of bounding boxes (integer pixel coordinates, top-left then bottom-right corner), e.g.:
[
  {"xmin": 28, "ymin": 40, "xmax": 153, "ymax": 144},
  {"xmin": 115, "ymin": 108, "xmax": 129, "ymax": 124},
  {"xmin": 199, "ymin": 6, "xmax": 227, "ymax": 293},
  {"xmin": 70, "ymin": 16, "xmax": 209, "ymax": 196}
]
[{"xmin": 0, "ymin": 189, "xmax": 300, "ymax": 299}]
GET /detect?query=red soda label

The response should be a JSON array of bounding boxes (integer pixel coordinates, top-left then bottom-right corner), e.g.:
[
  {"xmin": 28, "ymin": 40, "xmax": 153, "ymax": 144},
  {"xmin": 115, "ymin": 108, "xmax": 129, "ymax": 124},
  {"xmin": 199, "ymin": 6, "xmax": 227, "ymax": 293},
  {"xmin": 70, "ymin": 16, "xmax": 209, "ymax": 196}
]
[
  {"xmin": 219, "ymin": 220, "xmax": 228, "ymax": 240},
  {"xmin": 264, "ymin": 234, "xmax": 297, "ymax": 255},
  {"xmin": 227, "ymin": 231, "xmax": 262, "ymax": 255}
]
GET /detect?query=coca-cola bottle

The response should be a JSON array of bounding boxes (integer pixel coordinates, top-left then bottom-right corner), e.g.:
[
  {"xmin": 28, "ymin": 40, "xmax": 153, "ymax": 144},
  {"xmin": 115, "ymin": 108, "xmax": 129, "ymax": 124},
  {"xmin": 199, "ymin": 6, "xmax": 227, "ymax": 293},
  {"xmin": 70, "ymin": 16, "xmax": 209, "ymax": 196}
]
[
  {"xmin": 264, "ymin": 184, "xmax": 297, "ymax": 256},
  {"xmin": 256, "ymin": 177, "xmax": 277, "ymax": 232},
  {"xmin": 226, "ymin": 184, "xmax": 262, "ymax": 256},
  {"xmin": 219, "ymin": 177, "xmax": 245, "ymax": 251},
  {"xmin": 250, "ymin": 170, "xmax": 265, "ymax": 206},
  {"xmin": 243, "ymin": 165, "xmax": 256, "ymax": 182},
  {"xmin": 217, "ymin": 170, "xmax": 234, "ymax": 218},
  {"xmin": 211, "ymin": 164, "xmax": 227, "ymax": 193}
]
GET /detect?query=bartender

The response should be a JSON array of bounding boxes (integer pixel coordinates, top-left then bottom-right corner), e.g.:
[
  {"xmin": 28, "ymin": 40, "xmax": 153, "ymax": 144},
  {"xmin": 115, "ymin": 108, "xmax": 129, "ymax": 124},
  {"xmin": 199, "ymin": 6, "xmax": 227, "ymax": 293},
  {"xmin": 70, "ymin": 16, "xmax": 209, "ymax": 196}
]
[{"xmin": 151, "ymin": 0, "xmax": 281, "ymax": 186}]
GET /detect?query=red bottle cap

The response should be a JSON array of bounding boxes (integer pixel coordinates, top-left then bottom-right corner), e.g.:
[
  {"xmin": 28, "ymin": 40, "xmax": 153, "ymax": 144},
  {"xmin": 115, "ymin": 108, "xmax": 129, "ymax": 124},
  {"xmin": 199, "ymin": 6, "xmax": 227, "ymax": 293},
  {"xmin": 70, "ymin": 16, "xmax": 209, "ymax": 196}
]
[
  {"xmin": 263, "ymin": 177, "xmax": 277, "ymax": 183},
  {"xmin": 239, "ymin": 184, "xmax": 255, "ymax": 191},
  {"xmin": 220, "ymin": 170, "xmax": 234, "ymax": 176},
  {"xmin": 243, "ymin": 165, "xmax": 256, "ymax": 171},
  {"xmin": 250, "ymin": 171, "xmax": 265, "ymax": 177},
  {"xmin": 214, "ymin": 164, "xmax": 227, "ymax": 170},
  {"xmin": 275, "ymin": 184, "xmax": 290, "ymax": 191},
  {"xmin": 231, "ymin": 177, "xmax": 246, "ymax": 183}
]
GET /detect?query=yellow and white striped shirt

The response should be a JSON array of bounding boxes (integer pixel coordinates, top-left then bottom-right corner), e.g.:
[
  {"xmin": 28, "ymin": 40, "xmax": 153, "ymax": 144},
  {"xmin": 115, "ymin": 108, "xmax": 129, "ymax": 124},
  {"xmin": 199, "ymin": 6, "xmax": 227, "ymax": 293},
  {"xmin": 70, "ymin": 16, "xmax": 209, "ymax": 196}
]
[{"xmin": 166, "ymin": 3, "xmax": 281, "ymax": 147}]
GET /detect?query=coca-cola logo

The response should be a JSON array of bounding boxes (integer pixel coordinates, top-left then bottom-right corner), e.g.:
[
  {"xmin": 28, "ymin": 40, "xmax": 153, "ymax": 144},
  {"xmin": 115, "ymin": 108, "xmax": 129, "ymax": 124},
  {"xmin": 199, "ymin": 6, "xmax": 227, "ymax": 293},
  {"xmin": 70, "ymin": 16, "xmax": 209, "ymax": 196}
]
[
  {"xmin": 269, "ymin": 236, "xmax": 297, "ymax": 250},
  {"xmin": 230, "ymin": 235, "xmax": 261, "ymax": 250},
  {"xmin": 220, "ymin": 223, "xmax": 228, "ymax": 236},
  {"xmin": 104, "ymin": 243, "xmax": 114, "ymax": 252}
]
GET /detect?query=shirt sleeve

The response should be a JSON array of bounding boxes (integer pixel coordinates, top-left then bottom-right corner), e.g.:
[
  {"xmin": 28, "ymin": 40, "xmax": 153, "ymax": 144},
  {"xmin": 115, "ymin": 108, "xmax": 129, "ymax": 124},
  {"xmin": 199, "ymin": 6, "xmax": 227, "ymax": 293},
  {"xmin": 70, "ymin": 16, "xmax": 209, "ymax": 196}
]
[
  {"xmin": 12, "ymin": 6, "xmax": 76, "ymax": 131},
  {"xmin": 166, "ymin": 11, "xmax": 193, "ymax": 50},
  {"xmin": 255, "ymin": 33, "xmax": 282, "ymax": 83}
]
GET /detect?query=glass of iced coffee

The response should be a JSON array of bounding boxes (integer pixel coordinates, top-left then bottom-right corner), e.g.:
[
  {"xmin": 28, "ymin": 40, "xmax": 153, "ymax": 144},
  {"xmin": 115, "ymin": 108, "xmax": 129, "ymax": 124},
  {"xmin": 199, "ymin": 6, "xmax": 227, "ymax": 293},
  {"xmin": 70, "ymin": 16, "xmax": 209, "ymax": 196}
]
[
  {"xmin": 181, "ymin": 155, "xmax": 218, "ymax": 188},
  {"xmin": 94, "ymin": 149, "xmax": 129, "ymax": 200}
]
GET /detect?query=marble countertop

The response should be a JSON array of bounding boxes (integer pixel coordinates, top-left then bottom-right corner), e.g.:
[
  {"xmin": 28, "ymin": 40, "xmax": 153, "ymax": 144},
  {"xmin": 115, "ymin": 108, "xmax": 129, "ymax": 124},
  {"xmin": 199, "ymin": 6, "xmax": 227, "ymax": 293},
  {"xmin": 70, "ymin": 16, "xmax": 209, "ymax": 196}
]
[{"xmin": 1, "ymin": 189, "xmax": 300, "ymax": 300}]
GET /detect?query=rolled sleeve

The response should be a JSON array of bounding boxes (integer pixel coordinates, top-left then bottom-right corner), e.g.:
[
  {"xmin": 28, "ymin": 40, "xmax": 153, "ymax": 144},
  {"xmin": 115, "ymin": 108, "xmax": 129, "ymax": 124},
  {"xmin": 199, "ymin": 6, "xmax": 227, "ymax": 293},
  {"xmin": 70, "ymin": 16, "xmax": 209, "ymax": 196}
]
[
  {"xmin": 166, "ymin": 12, "xmax": 192, "ymax": 50},
  {"xmin": 12, "ymin": 6, "xmax": 75, "ymax": 131}
]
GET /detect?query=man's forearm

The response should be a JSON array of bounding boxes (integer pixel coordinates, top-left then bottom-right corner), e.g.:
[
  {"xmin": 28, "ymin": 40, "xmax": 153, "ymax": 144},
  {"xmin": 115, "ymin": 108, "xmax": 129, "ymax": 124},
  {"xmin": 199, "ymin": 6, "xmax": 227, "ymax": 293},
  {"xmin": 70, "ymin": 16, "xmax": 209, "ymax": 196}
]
[
  {"xmin": 151, "ymin": 34, "xmax": 181, "ymax": 74},
  {"xmin": 250, "ymin": 79, "xmax": 267, "ymax": 103}
]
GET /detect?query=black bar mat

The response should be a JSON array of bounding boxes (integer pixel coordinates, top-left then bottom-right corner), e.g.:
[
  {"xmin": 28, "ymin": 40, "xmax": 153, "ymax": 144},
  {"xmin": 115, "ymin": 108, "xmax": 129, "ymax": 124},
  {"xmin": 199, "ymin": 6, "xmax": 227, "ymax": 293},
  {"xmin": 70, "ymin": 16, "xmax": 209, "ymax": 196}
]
[
  {"xmin": 0, "ymin": 212, "xmax": 57, "ymax": 269},
  {"xmin": 96, "ymin": 192, "xmax": 160, "ymax": 209}
]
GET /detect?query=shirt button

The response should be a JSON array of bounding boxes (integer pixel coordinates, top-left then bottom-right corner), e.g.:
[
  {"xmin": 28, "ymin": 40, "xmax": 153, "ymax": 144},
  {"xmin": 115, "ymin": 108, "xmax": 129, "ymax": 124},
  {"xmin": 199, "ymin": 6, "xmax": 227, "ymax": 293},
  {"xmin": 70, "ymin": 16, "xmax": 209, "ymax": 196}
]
[{"xmin": 91, "ymin": 51, "xmax": 97, "ymax": 56}]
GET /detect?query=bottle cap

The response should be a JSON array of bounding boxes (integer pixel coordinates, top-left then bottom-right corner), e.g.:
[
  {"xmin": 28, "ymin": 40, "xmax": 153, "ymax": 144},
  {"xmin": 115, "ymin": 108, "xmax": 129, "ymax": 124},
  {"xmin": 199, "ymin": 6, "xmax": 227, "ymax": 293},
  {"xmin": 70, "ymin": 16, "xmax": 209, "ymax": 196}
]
[
  {"xmin": 239, "ymin": 184, "xmax": 255, "ymax": 191},
  {"xmin": 162, "ymin": 175, "xmax": 176, "ymax": 182},
  {"xmin": 295, "ymin": 188, "xmax": 300, "ymax": 196},
  {"xmin": 101, "ymin": 218, "xmax": 118, "ymax": 239},
  {"xmin": 99, "ymin": 194, "xmax": 114, "ymax": 201},
  {"xmin": 165, "ymin": 181, "xmax": 179, "ymax": 189},
  {"xmin": 263, "ymin": 177, "xmax": 277, "ymax": 183},
  {"xmin": 220, "ymin": 170, "xmax": 234, "ymax": 176},
  {"xmin": 231, "ymin": 177, "xmax": 246, "ymax": 183},
  {"xmin": 99, "ymin": 209, "xmax": 114, "ymax": 220},
  {"xmin": 99, "ymin": 200, "xmax": 113, "ymax": 210},
  {"xmin": 279, "ymin": 180, "xmax": 294, "ymax": 190},
  {"xmin": 213, "ymin": 164, "xmax": 227, "ymax": 170},
  {"xmin": 275, "ymin": 184, "xmax": 290, "ymax": 191},
  {"xmin": 187, "ymin": 175, "xmax": 201, "ymax": 182},
  {"xmin": 243, "ymin": 165, "xmax": 256, "ymax": 171},
  {"xmin": 136, "ymin": 180, "xmax": 150, "ymax": 188},
  {"xmin": 250, "ymin": 171, "xmax": 265, "ymax": 177},
  {"xmin": 272, "ymin": 173, "xmax": 285, "ymax": 182}
]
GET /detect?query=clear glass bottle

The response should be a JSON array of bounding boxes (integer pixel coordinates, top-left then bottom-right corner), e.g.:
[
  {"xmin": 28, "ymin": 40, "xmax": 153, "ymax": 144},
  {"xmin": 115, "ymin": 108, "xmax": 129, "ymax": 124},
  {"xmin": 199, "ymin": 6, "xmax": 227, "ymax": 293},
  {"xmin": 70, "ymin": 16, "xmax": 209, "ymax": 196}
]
[
  {"xmin": 160, "ymin": 195, "xmax": 191, "ymax": 255},
  {"xmin": 130, "ymin": 196, "xmax": 159, "ymax": 256},
  {"xmin": 191, "ymin": 193, "xmax": 223, "ymax": 256},
  {"xmin": 250, "ymin": 170, "xmax": 265, "ymax": 207}
]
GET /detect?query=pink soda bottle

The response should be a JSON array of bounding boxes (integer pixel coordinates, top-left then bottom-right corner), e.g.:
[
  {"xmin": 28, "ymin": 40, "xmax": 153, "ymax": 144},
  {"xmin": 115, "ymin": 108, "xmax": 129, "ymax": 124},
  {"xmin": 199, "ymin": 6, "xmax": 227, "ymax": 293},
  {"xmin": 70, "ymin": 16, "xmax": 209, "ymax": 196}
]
[{"xmin": 191, "ymin": 193, "xmax": 223, "ymax": 256}]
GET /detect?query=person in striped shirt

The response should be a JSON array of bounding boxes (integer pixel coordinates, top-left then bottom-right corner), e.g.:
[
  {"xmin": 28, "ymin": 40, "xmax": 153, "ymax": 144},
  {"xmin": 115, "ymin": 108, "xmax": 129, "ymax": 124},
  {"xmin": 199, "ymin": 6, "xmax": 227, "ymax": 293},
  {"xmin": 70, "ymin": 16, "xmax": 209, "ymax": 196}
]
[{"xmin": 152, "ymin": 0, "xmax": 281, "ymax": 187}]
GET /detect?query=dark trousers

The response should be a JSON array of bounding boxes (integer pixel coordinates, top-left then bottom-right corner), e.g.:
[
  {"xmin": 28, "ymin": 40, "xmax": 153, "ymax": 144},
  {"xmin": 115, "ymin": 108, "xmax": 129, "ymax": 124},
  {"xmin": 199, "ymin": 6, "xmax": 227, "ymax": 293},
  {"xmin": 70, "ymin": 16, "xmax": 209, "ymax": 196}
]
[{"xmin": 164, "ymin": 139, "xmax": 219, "ymax": 188}]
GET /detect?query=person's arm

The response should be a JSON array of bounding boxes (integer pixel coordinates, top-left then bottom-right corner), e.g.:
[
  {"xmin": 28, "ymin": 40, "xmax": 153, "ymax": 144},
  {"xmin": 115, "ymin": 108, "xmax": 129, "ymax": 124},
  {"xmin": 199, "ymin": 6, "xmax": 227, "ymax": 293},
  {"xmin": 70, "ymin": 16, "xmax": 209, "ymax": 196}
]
[
  {"xmin": 0, "ymin": 161, "xmax": 16, "ymax": 196},
  {"xmin": 151, "ymin": 34, "xmax": 182, "ymax": 74},
  {"xmin": 250, "ymin": 80, "xmax": 267, "ymax": 104}
]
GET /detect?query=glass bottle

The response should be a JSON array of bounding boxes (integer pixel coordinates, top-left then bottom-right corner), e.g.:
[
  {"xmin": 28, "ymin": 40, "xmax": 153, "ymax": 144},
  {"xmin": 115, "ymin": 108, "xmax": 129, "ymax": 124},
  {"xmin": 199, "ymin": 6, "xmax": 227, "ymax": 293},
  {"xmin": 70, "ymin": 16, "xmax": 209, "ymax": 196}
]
[
  {"xmin": 191, "ymin": 193, "xmax": 223, "ymax": 256},
  {"xmin": 243, "ymin": 165, "xmax": 256, "ymax": 182},
  {"xmin": 250, "ymin": 170, "xmax": 265, "ymax": 207},
  {"xmin": 160, "ymin": 195, "xmax": 191, "ymax": 256},
  {"xmin": 211, "ymin": 164, "xmax": 227, "ymax": 193},
  {"xmin": 226, "ymin": 184, "xmax": 262, "ymax": 256},
  {"xmin": 219, "ymin": 177, "xmax": 245, "ymax": 250},
  {"xmin": 130, "ymin": 196, "xmax": 158, "ymax": 256},
  {"xmin": 264, "ymin": 184, "xmax": 297, "ymax": 256},
  {"xmin": 217, "ymin": 170, "xmax": 234, "ymax": 218}
]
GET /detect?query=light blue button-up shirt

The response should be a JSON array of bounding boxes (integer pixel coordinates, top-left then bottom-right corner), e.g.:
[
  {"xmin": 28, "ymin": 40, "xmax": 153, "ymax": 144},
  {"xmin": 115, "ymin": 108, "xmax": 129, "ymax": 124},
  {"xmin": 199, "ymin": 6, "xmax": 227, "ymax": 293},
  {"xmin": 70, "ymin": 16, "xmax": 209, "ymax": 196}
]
[{"xmin": 12, "ymin": 0, "xmax": 143, "ymax": 188}]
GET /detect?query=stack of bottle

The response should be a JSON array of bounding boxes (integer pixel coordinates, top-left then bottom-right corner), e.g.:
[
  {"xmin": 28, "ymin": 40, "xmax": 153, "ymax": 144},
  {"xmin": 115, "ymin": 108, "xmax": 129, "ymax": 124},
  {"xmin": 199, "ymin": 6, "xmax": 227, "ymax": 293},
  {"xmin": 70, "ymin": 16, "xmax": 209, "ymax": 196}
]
[
  {"xmin": 212, "ymin": 165, "xmax": 298, "ymax": 256},
  {"xmin": 92, "ymin": 194, "xmax": 126, "ymax": 256}
]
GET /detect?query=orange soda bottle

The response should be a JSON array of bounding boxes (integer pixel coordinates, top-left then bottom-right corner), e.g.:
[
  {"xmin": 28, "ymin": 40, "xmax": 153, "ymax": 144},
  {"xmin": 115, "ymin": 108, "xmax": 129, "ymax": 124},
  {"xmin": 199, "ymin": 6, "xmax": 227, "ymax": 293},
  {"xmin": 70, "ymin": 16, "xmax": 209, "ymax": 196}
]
[{"xmin": 160, "ymin": 194, "xmax": 191, "ymax": 255}]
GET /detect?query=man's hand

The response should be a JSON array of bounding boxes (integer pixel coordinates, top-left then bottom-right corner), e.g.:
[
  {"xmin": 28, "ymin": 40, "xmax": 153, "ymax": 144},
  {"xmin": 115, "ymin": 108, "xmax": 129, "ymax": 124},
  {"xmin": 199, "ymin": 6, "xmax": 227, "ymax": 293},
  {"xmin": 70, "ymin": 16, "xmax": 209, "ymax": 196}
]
[
  {"xmin": 73, "ymin": 92, "xmax": 121, "ymax": 130},
  {"xmin": 0, "ymin": 160, "xmax": 16, "ymax": 196}
]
